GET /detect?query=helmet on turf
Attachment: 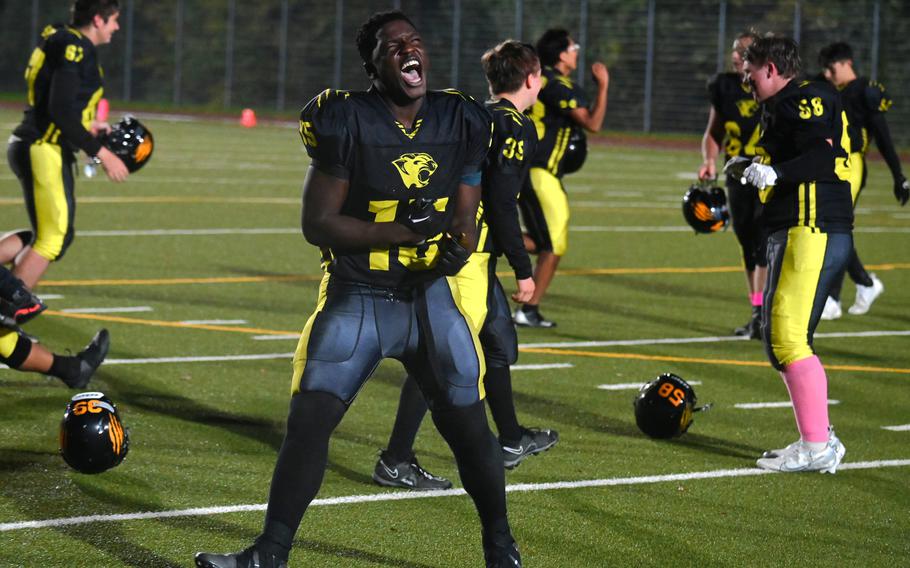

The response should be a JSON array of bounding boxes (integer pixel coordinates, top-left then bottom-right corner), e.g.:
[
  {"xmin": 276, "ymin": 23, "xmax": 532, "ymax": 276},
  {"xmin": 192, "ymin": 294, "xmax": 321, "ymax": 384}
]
[
  {"xmin": 102, "ymin": 116, "xmax": 154, "ymax": 172},
  {"xmin": 682, "ymin": 183, "xmax": 729, "ymax": 233},
  {"xmin": 633, "ymin": 373, "xmax": 699, "ymax": 439},
  {"xmin": 59, "ymin": 392, "xmax": 129, "ymax": 474},
  {"xmin": 562, "ymin": 127, "xmax": 587, "ymax": 174}
]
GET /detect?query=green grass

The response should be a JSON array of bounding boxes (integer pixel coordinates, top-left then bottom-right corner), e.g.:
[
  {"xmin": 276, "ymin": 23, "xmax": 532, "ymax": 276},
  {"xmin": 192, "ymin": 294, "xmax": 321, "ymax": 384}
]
[{"xmin": 1, "ymin": 107, "xmax": 908, "ymax": 567}]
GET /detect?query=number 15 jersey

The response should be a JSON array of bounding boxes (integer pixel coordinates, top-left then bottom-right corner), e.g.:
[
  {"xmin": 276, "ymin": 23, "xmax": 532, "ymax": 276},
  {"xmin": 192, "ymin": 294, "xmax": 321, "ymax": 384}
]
[{"xmin": 299, "ymin": 87, "xmax": 492, "ymax": 288}]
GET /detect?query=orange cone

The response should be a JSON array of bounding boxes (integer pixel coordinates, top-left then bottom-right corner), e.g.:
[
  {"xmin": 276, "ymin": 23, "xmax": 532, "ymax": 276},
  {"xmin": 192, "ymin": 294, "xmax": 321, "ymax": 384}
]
[
  {"xmin": 240, "ymin": 108, "xmax": 257, "ymax": 128},
  {"xmin": 97, "ymin": 98, "xmax": 110, "ymax": 122}
]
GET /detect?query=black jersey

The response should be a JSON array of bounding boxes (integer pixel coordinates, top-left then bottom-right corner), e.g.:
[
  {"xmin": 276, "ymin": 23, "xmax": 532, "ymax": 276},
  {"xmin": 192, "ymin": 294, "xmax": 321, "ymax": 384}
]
[
  {"xmin": 477, "ymin": 99, "xmax": 537, "ymax": 280},
  {"xmin": 757, "ymin": 80, "xmax": 853, "ymax": 234},
  {"xmin": 838, "ymin": 77, "xmax": 892, "ymax": 155},
  {"xmin": 527, "ymin": 66, "xmax": 588, "ymax": 177},
  {"xmin": 13, "ymin": 24, "xmax": 104, "ymax": 156},
  {"xmin": 299, "ymin": 87, "xmax": 492, "ymax": 288},
  {"xmin": 707, "ymin": 72, "xmax": 762, "ymax": 160}
]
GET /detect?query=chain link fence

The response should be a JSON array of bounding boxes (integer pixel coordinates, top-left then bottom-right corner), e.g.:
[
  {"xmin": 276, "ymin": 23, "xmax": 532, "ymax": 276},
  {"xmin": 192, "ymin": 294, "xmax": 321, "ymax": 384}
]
[{"xmin": 2, "ymin": 0, "xmax": 908, "ymax": 144}]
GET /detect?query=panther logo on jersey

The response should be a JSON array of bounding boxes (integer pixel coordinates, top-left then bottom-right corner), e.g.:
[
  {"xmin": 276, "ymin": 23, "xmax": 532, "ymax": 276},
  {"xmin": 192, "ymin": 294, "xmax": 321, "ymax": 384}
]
[
  {"xmin": 392, "ymin": 153, "xmax": 438, "ymax": 190},
  {"xmin": 735, "ymin": 99, "xmax": 759, "ymax": 118}
]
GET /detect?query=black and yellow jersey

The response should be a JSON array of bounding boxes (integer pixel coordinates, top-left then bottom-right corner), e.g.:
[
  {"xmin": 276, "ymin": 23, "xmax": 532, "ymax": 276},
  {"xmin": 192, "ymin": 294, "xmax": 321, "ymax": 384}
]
[
  {"xmin": 757, "ymin": 79, "xmax": 853, "ymax": 234},
  {"xmin": 477, "ymin": 99, "xmax": 537, "ymax": 280},
  {"xmin": 299, "ymin": 87, "xmax": 492, "ymax": 288},
  {"xmin": 707, "ymin": 72, "xmax": 762, "ymax": 160},
  {"xmin": 526, "ymin": 66, "xmax": 587, "ymax": 178},
  {"xmin": 838, "ymin": 77, "xmax": 892, "ymax": 155},
  {"xmin": 13, "ymin": 24, "xmax": 104, "ymax": 157}
]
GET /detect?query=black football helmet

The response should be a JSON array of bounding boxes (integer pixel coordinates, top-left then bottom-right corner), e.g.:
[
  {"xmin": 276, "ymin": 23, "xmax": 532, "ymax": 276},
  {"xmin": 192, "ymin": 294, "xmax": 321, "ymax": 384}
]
[
  {"xmin": 59, "ymin": 392, "xmax": 129, "ymax": 474},
  {"xmin": 633, "ymin": 373, "xmax": 706, "ymax": 439},
  {"xmin": 682, "ymin": 182, "xmax": 729, "ymax": 234},
  {"xmin": 562, "ymin": 127, "xmax": 587, "ymax": 174},
  {"xmin": 102, "ymin": 116, "xmax": 154, "ymax": 172}
]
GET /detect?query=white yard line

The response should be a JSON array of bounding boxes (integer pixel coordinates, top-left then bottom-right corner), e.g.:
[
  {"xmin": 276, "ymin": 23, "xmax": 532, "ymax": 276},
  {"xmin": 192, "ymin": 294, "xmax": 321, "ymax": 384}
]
[
  {"xmin": 59, "ymin": 306, "xmax": 153, "ymax": 314},
  {"xmin": 598, "ymin": 380, "xmax": 702, "ymax": 391},
  {"xmin": 78, "ymin": 228, "xmax": 298, "ymax": 237},
  {"xmin": 881, "ymin": 424, "xmax": 910, "ymax": 432},
  {"xmin": 519, "ymin": 330, "xmax": 910, "ymax": 349},
  {"xmin": 2, "ymin": 459, "xmax": 907, "ymax": 532},
  {"xmin": 252, "ymin": 334, "xmax": 301, "ymax": 341},
  {"xmin": 734, "ymin": 400, "xmax": 840, "ymax": 410}
]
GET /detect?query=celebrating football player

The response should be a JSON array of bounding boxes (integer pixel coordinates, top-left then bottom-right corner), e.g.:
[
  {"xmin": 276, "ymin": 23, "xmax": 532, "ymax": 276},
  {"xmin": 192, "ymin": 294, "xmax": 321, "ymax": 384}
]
[
  {"xmin": 816, "ymin": 41, "xmax": 907, "ymax": 319},
  {"xmin": 698, "ymin": 31, "xmax": 767, "ymax": 339},
  {"xmin": 3, "ymin": 0, "xmax": 129, "ymax": 290},
  {"xmin": 372, "ymin": 39, "xmax": 559, "ymax": 492},
  {"xmin": 733, "ymin": 36, "xmax": 852, "ymax": 473},
  {"xmin": 514, "ymin": 28, "xmax": 609, "ymax": 328},
  {"xmin": 196, "ymin": 11, "xmax": 521, "ymax": 568}
]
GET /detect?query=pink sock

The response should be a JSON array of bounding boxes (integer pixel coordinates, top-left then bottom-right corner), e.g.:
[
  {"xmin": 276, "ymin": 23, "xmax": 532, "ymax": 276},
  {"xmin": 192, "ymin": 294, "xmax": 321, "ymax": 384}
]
[
  {"xmin": 750, "ymin": 291, "xmax": 763, "ymax": 307},
  {"xmin": 780, "ymin": 355, "xmax": 829, "ymax": 443}
]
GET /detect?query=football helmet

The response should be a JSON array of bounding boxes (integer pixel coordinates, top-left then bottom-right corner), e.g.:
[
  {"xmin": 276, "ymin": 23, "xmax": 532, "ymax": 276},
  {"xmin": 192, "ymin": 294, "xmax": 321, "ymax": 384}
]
[
  {"xmin": 682, "ymin": 182, "xmax": 729, "ymax": 234},
  {"xmin": 562, "ymin": 127, "xmax": 587, "ymax": 175},
  {"xmin": 102, "ymin": 116, "xmax": 154, "ymax": 172},
  {"xmin": 633, "ymin": 373, "xmax": 706, "ymax": 439},
  {"xmin": 59, "ymin": 392, "xmax": 129, "ymax": 474}
]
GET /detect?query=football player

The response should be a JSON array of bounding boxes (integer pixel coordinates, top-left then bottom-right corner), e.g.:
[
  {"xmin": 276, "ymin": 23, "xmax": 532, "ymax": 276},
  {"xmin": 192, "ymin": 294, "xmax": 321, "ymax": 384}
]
[
  {"xmin": 514, "ymin": 28, "xmax": 609, "ymax": 328},
  {"xmin": 0, "ymin": 323, "xmax": 108, "ymax": 389},
  {"xmin": 372, "ymin": 40, "xmax": 559, "ymax": 491},
  {"xmin": 3, "ymin": 0, "xmax": 129, "ymax": 289},
  {"xmin": 816, "ymin": 42, "xmax": 907, "ymax": 319},
  {"xmin": 735, "ymin": 36, "xmax": 852, "ymax": 473},
  {"xmin": 195, "ymin": 11, "xmax": 521, "ymax": 568},
  {"xmin": 698, "ymin": 32, "xmax": 767, "ymax": 339}
]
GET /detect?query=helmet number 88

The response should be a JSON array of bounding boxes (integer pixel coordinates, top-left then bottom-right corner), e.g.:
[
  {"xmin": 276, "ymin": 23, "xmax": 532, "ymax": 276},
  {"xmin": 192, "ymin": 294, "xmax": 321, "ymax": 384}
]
[
  {"xmin": 658, "ymin": 382, "xmax": 685, "ymax": 407},
  {"xmin": 72, "ymin": 400, "xmax": 103, "ymax": 415}
]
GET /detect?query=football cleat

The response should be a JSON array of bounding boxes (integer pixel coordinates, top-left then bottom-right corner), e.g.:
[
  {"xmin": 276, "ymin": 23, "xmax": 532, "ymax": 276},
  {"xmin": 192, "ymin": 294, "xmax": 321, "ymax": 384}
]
[
  {"xmin": 372, "ymin": 450, "xmax": 453, "ymax": 491},
  {"xmin": 0, "ymin": 287, "xmax": 46, "ymax": 328},
  {"xmin": 513, "ymin": 307, "xmax": 556, "ymax": 328},
  {"xmin": 847, "ymin": 273, "xmax": 883, "ymax": 315},
  {"xmin": 755, "ymin": 437, "xmax": 844, "ymax": 474},
  {"xmin": 67, "ymin": 329, "xmax": 110, "ymax": 389},
  {"xmin": 195, "ymin": 547, "xmax": 287, "ymax": 568},
  {"xmin": 820, "ymin": 296, "xmax": 842, "ymax": 321},
  {"xmin": 761, "ymin": 426, "xmax": 845, "ymax": 462},
  {"xmin": 501, "ymin": 427, "xmax": 559, "ymax": 470},
  {"xmin": 733, "ymin": 306, "xmax": 761, "ymax": 340},
  {"xmin": 484, "ymin": 540, "xmax": 522, "ymax": 568}
]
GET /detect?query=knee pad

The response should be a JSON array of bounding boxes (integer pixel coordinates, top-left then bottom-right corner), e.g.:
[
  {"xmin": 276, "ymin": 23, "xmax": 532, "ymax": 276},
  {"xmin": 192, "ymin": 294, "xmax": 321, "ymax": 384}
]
[{"xmin": 0, "ymin": 331, "xmax": 32, "ymax": 369}]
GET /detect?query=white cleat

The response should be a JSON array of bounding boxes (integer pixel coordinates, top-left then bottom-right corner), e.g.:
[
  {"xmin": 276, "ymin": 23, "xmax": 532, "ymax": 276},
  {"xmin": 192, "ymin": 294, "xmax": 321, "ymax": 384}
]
[
  {"xmin": 757, "ymin": 428, "xmax": 845, "ymax": 474},
  {"xmin": 848, "ymin": 273, "xmax": 884, "ymax": 315},
  {"xmin": 820, "ymin": 296, "xmax": 842, "ymax": 320}
]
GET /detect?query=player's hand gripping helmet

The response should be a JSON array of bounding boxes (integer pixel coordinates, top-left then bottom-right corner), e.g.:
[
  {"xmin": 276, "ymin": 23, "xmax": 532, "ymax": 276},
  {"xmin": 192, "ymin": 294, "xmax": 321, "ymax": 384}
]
[
  {"xmin": 59, "ymin": 392, "xmax": 129, "ymax": 473},
  {"xmin": 633, "ymin": 373, "xmax": 709, "ymax": 439},
  {"xmin": 102, "ymin": 116, "xmax": 154, "ymax": 172},
  {"xmin": 562, "ymin": 127, "xmax": 588, "ymax": 175},
  {"xmin": 682, "ymin": 182, "xmax": 729, "ymax": 234}
]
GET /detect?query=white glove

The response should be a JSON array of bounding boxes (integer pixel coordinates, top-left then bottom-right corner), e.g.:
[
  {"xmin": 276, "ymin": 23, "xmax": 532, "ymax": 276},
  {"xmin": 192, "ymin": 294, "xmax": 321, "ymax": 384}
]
[{"xmin": 742, "ymin": 163, "xmax": 778, "ymax": 188}]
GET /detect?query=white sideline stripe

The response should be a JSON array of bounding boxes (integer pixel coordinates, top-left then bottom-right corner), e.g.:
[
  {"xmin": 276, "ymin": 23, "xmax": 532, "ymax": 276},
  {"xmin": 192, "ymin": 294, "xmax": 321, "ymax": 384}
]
[
  {"xmin": 252, "ymin": 334, "xmax": 301, "ymax": 340},
  {"xmin": 510, "ymin": 363, "xmax": 573, "ymax": 371},
  {"xmin": 79, "ymin": 228, "xmax": 298, "ymax": 237},
  {"xmin": 519, "ymin": 330, "xmax": 910, "ymax": 349},
  {"xmin": 103, "ymin": 353, "xmax": 294, "ymax": 365},
  {"xmin": 598, "ymin": 380, "xmax": 702, "ymax": 391},
  {"xmin": 2, "ymin": 459, "xmax": 908, "ymax": 532},
  {"xmin": 882, "ymin": 424, "xmax": 910, "ymax": 431},
  {"xmin": 570, "ymin": 225, "xmax": 910, "ymax": 234},
  {"xmin": 179, "ymin": 319, "xmax": 247, "ymax": 325},
  {"xmin": 59, "ymin": 306, "xmax": 152, "ymax": 314},
  {"xmin": 38, "ymin": 294, "xmax": 64, "ymax": 300},
  {"xmin": 735, "ymin": 400, "xmax": 840, "ymax": 410}
]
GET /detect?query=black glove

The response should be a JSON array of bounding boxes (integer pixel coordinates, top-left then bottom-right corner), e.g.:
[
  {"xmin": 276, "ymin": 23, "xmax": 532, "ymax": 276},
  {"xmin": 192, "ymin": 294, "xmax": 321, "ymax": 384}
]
[
  {"xmin": 402, "ymin": 197, "xmax": 448, "ymax": 237},
  {"xmin": 894, "ymin": 175, "xmax": 909, "ymax": 206},
  {"xmin": 435, "ymin": 233, "xmax": 472, "ymax": 276}
]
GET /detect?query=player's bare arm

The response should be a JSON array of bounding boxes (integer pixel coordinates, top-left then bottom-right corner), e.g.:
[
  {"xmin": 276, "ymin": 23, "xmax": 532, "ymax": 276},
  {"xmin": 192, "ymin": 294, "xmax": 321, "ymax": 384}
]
[
  {"xmin": 449, "ymin": 181, "xmax": 482, "ymax": 251},
  {"xmin": 699, "ymin": 107, "xmax": 724, "ymax": 180},
  {"xmin": 569, "ymin": 62, "xmax": 608, "ymax": 132}
]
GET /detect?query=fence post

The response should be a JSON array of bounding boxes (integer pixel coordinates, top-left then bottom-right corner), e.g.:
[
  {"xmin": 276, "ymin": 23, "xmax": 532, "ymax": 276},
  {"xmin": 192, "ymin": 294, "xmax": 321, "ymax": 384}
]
[
  {"xmin": 870, "ymin": 0, "xmax": 880, "ymax": 82},
  {"xmin": 225, "ymin": 0, "xmax": 235, "ymax": 108},
  {"xmin": 277, "ymin": 0, "xmax": 289, "ymax": 111},
  {"xmin": 514, "ymin": 0, "xmax": 523, "ymax": 41},
  {"xmin": 333, "ymin": 0, "xmax": 343, "ymax": 89},
  {"xmin": 451, "ymin": 0, "xmax": 461, "ymax": 87},
  {"xmin": 792, "ymin": 0, "xmax": 801, "ymax": 44},
  {"xmin": 577, "ymin": 0, "xmax": 588, "ymax": 88},
  {"xmin": 643, "ymin": 0, "xmax": 656, "ymax": 132},
  {"xmin": 174, "ymin": 0, "xmax": 183, "ymax": 105},
  {"xmin": 717, "ymin": 0, "xmax": 727, "ymax": 73},
  {"xmin": 123, "ymin": 0, "xmax": 134, "ymax": 101}
]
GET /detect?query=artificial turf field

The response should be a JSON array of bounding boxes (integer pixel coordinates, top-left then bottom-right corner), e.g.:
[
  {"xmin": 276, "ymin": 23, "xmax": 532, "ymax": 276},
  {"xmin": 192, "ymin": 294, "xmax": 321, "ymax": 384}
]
[{"xmin": 0, "ymin": 106, "xmax": 908, "ymax": 567}]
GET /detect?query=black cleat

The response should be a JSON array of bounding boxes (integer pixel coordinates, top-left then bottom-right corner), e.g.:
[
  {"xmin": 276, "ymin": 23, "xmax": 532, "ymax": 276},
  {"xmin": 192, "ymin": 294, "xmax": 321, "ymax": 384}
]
[
  {"xmin": 513, "ymin": 306, "xmax": 556, "ymax": 328},
  {"xmin": 195, "ymin": 547, "xmax": 287, "ymax": 568},
  {"xmin": 66, "ymin": 329, "xmax": 110, "ymax": 389},
  {"xmin": 372, "ymin": 450, "xmax": 453, "ymax": 491},
  {"xmin": 484, "ymin": 534, "xmax": 522, "ymax": 568},
  {"xmin": 501, "ymin": 427, "xmax": 559, "ymax": 470},
  {"xmin": 0, "ymin": 288, "xmax": 46, "ymax": 328},
  {"xmin": 733, "ymin": 306, "xmax": 761, "ymax": 340}
]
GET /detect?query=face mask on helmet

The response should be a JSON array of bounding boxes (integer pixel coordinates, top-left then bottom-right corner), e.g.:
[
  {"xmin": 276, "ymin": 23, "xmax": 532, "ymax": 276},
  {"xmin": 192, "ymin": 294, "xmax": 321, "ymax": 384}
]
[
  {"xmin": 562, "ymin": 127, "xmax": 587, "ymax": 174},
  {"xmin": 59, "ymin": 391, "xmax": 129, "ymax": 474},
  {"xmin": 633, "ymin": 373, "xmax": 710, "ymax": 439},
  {"xmin": 102, "ymin": 116, "xmax": 154, "ymax": 173},
  {"xmin": 682, "ymin": 182, "xmax": 729, "ymax": 234}
]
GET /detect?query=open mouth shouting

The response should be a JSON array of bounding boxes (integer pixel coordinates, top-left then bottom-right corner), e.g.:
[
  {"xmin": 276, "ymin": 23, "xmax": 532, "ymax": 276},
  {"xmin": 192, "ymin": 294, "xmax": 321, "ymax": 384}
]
[{"xmin": 400, "ymin": 55, "xmax": 423, "ymax": 87}]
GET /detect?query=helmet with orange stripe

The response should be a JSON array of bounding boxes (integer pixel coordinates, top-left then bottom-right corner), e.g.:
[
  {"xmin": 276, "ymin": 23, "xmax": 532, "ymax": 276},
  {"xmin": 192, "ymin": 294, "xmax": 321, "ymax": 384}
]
[
  {"xmin": 102, "ymin": 115, "xmax": 154, "ymax": 172},
  {"xmin": 59, "ymin": 392, "xmax": 129, "ymax": 474},
  {"xmin": 682, "ymin": 182, "xmax": 729, "ymax": 234}
]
